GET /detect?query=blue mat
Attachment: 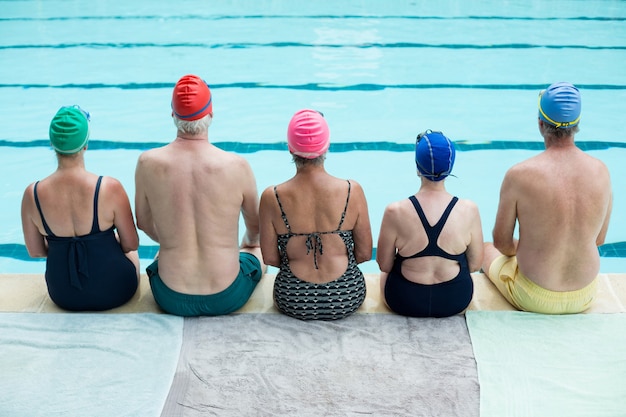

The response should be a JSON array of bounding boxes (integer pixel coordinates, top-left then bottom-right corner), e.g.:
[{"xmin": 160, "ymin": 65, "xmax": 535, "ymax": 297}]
[
  {"xmin": 466, "ymin": 311, "xmax": 626, "ymax": 417},
  {"xmin": 0, "ymin": 313, "xmax": 183, "ymax": 417}
]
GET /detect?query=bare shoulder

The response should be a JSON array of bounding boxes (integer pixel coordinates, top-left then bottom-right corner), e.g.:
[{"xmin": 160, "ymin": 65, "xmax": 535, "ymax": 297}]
[
  {"xmin": 100, "ymin": 176, "xmax": 127, "ymax": 194},
  {"xmin": 583, "ymin": 152, "xmax": 611, "ymax": 176},
  {"xmin": 220, "ymin": 150, "xmax": 253, "ymax": 172},
  {"xmin": 98, "ymin": 176, "xmax": 131, "ymax": 207},
  {"xmin": 382, "ymin": 199, "xmax": 405, "ymax": 218},
  {"xmin": 231, "ymin": 151, "xmax": 253, "ymax": 168},
  {"xmin": 260, "ymin": 184, "xmax": 278, "ymax": 201},
  {"xmin": 455, "ymin": 197, "xmax": 481, "ymax": 219},
  {"xmin": 22, "ymin": 181, "xmax": 36, "ymax": 197},
  {"xmin": 500, "ymin": 157, "xmax": 538, "ymax": 189},
  {"xmin": 346, "ymin": 178, "xmax": 366, "ymax": 195},
  {"xmin": 506, "ymin": 156, "xmax": 537, "ymax": 176},
  {"xmin": 136, "ymin": 146, "xmax": 166, "ymax": 168}
]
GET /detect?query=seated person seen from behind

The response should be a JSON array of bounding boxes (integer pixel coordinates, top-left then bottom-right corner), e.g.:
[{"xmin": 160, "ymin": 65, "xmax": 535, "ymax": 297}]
[
  {"xmin": 482, "ymin": 82, "xmax": 612, "ymax": 314},
  {"xmin": 259, "ymin": 109, "xmax": 373, "ymax": 320},
  {"xmin": 376, "ymin": 130, "xmax": 483, "ymax": 317},
  {"xmin": 20, "ymin": 105, "xmax": 140, "ymax": 311},
  {"xmin": 134, "ymin": 74, "xmax": 266, "ymax": 317}
]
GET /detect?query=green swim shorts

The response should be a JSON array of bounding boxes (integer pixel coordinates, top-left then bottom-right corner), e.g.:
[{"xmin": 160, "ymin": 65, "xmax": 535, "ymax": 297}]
[{"xmin": 146, "ymin": 252, "xmax": 262, "ymax": 317}]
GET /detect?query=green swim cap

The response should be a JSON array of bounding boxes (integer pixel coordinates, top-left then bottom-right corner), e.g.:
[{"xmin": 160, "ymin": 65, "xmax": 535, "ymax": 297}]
[{"xmin": 49, "ymin": 105, "xmax": 90, "ymax": 154}]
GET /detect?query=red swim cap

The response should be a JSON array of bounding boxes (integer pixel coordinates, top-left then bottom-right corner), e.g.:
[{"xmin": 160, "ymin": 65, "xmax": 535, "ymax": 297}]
[{"xmin": 171, "ymin": 74, "xmax": 213, "ymax": 121}]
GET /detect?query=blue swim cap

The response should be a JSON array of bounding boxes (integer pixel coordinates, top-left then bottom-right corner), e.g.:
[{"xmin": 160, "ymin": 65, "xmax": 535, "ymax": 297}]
[
  {"xmin": 538, "ymin": 82, "xmax": 581, "ymax": 128},
  {"xmin": 415, "ymin": 130, "xmax": 456, "ymax": 182}
]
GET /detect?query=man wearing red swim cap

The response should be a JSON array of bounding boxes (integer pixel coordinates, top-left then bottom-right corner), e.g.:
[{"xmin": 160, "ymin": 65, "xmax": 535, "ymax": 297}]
[
  {"xmin": 482, "ymin": 82, "xmax": 613, "ymax": 314},
  {"xmin": 135, "ymin": 74, "xmax": 266, "ymax": 316}
]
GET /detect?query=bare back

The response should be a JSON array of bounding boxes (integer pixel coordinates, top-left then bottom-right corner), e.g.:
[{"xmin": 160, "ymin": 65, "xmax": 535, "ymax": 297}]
[
  {"xmin": 135, "ymin": 138, "xmax": 260, "ymax": 294},
  {"xmin": 377, "ymin": 189, "xmax": 483, "ymax": 285},
  {"xmin": 260, "ymin": 170, "xmax": 372, "ymax": 284},
  {"xmin": 496, "ymin": 145, "xmax": 612, "ymax": 290},
  {"xmin": 21, "ymin": 164, "xmax": 138, "ymax": 258}
]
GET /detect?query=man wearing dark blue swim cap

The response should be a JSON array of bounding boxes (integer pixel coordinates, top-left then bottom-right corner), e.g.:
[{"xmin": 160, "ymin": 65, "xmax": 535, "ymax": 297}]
[{"xmin": 482, "ymin": 82, "xmax": 613, "ymax": 314}]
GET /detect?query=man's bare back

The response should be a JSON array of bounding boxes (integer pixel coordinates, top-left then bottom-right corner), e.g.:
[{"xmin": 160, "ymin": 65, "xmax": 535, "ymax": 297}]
[
  {"xmin": 136, "ymin": 137, "xmax": 262, "ymax": 294},
  {"xmin": 135, "ymin": 75, "xmax": 264, "ymax": 306},
  {"xmin": 484, "ymin": 82, "xmax": 612, "ymax": 306},
  {"xmin": 494, "ymin": 143, "xmax": 612, "ymax": 291}
]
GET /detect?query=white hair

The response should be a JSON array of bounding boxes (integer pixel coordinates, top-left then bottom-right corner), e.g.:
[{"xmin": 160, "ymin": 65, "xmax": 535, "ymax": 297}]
[{"xmin": 173, "ymin": 114, "xmax": 212, "ymax": 135}]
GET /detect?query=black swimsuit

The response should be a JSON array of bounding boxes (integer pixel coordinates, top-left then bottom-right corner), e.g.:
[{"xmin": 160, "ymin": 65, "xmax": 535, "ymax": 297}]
[
  {"xmin": 273, "ymin": 180, "xmax": 366, "ymax": 320},
  {"xmin": 384, "ymin": 195, "xmax": 473, "ymax": 317},
  {"xmin": 34, "ymin": 176, "xmax": 138, "ymax": 311}
]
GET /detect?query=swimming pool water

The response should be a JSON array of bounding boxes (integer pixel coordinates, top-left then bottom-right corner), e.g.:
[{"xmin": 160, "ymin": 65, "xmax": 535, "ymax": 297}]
[{"xmin": 1, "ymin": 0, "xmax": 625, "ymax": 274}]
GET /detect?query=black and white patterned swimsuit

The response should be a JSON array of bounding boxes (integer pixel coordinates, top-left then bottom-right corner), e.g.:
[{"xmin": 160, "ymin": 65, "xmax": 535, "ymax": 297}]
[{"xmin": 273, "ymin": 180, "xmax": 366, "ymax": 320}]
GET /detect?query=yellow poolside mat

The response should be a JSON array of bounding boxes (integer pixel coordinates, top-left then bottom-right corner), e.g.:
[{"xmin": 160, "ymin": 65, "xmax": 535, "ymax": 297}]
[{"xmin": 0, "ymin": 272, "xmax": 624, "ymax": 314}]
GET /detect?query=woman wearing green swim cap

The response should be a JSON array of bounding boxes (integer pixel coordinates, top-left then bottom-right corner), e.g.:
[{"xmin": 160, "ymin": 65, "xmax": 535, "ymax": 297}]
[{"xmin": 20, "ymin": 105, "xmax": 140, "ymax": 311}]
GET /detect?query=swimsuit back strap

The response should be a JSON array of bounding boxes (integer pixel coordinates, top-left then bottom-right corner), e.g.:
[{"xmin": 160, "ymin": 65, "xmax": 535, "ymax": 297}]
[
  {"xmin": 408, "ymin": 195, "xmax": 459, "ymax": 236},
  {"xmin": 435, "ymin": 197, "xmax": 459, "ymax": 235},
  {"xmin": 408, "ymin": 195, "xmax": 431, "ymax": 232},
  {"xmin": 91, "ymin": 176, "xmax": 103, "ymax": 233},
  {"xmin": 336, "ymin": 180, "xmax": 352, "ymax": 230},
  {"xmin": 273, "ymin": 186, "xmax": 291, "ymax": 232},
  {"xmin": 33, "ymin": 181, "xmax": 55, "ymax": 237}
]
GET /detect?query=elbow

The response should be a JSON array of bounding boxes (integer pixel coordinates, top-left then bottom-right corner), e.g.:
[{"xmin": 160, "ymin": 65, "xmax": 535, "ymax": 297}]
[
  {"xmin": 493, "ymin": 237, "xmax": 515, "ymax": 257},
  {"xmin": 355, "ymin": 248, "xmax": 373, "ymax": 264},
  {"xmin": 377, "ymin": 262, "xmax": 392, "ymax": 274},
  {"xmin": 468, "ymin": 259, "xmax": 482, "ymax": 273},
  {"xmin": 122, "ymin": 242, "xmax": 139, "ymax": 253},
  {"xmin": 260, "ymin": 248, "xmax": 280, "ymax": 268},
  {"xmin": 265, "ymin": 257, "xmax": 280, "ymax": 268},
  {"xmin": 136, "ymin": 218, "xmax": 148, "ymax": 233},
  {"xmin": 27, "ymin": 248, "xmax": 47, "ymax": 258}
]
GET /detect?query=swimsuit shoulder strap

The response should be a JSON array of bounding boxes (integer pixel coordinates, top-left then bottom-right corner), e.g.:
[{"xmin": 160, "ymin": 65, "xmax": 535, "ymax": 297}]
[
  {"xmin": 401, "ymin": 195, "xmax": 461, "ymax": 261},
  {"xmin": 33, "ymin": 181, "xmax": 55, "ymax": 237},
  {"xmin": 273, "ymin": 185, "xmax": 291, "ymax": 232},
  {"xmin": 408, "ymin": 195, "xmax": 430, "ymax": 231},
  {"xmin": 408, "ymin": 195, "xmax": 459, "ymax": 234},
  {"xmin": 91, "ymin": 176, "xmax": 104, "ymax": 233},
  {"xmin": 336, "ymin": 180, "xmax": 351, "ymax": 230},
  {"xmin": 434, "ymin": 197, "xmax": 459, "ymax": 235}
]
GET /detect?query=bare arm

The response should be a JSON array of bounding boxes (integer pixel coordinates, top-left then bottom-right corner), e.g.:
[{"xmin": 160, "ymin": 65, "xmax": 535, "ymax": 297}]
[
  {"xmin": 20, "ymin": 183, "xmax": 47, "ymax": 258},
  {"xmin": 597, "ymin": 190, "xmax": 612, "ymax": 246},
  {"xmin": 134, "ymin": 154, "xmax": 159, "ymax": 242},
  {"xmin": 492, "ymin": 171, "xmax": 519, "ymax": 256},
  {"xmin": 350, "ymin": 181, "xmax": 373, "ymax": 264},
  {"xmin": 259, "ymin": 187, "xmax": 280, "ymax": 268},
  {"xmin": 464, "ymin": 201, "xmax": 484, "ymax": 272},
  {"xmin": 239, "ymin": 159, "xmax": 261, "ymax": 249},
  {"xmin": 376, "ymin": 203, "xmax": 399, "ymax": 273},
  {"xmin": 107, "ymin": 177, "xmax": 139, "ymax": 253}
]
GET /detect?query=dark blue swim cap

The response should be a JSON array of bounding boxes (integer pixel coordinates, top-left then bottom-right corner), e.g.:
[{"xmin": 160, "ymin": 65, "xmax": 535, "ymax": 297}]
[{"xmin": 415, "ymin": 130, "xmax": 456, "ymax": 182}]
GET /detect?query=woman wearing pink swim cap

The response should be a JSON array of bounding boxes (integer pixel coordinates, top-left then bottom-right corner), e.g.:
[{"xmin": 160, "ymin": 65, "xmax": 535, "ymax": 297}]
[{"xmin": 259, "ymin": 109, "xmax": 373, "ymax": 320}]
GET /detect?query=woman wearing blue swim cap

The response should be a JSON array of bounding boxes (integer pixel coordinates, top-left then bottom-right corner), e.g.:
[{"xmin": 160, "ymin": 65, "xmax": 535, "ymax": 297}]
[{"xmin": 377, "ymin": 130, "xmax": 484, "ymax": 317}]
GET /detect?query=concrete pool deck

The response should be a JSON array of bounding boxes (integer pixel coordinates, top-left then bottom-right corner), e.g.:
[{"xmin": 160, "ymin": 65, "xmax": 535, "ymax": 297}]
[{"xmin": 1, "ymin": 272, "xmax": 624, "ymax": 315}]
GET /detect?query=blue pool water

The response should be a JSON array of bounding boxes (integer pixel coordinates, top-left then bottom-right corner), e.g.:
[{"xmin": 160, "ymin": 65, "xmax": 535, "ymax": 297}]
[{"xmin": 1, "ymin": 1, "xmax": 625, "ymax": 274}]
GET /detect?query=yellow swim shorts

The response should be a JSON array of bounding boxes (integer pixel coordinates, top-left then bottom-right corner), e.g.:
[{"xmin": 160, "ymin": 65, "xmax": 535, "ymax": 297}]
[{"xmin": 487, "ymin": 255, "xmax": 597, "ymax": 314}]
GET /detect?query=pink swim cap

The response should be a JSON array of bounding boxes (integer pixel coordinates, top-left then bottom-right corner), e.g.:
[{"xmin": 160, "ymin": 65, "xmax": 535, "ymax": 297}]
[
  {"xmin": 171, "ymin": 74, "xmax": 213, "ymax": 121},
  {"xmin": 287, "ymin": 109, "xmax": 330, "ymax": 159}
]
